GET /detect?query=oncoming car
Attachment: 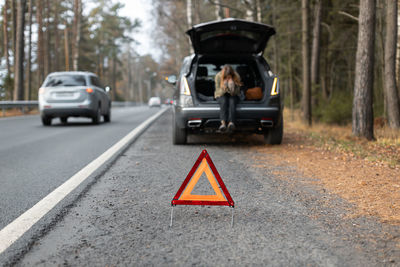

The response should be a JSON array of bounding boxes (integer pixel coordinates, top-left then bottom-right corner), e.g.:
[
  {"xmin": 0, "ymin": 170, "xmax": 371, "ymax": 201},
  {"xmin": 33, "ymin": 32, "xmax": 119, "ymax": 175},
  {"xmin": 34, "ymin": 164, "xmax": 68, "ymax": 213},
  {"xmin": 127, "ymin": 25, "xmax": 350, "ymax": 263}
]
[
  {"xmin": 38, "ymin": 71, "xmax": 111, "ymax": 126},
  {"xmin": 168, "ymin": 18, "xmax": 283, "ymax": 145},
  {"xmin": 148, "ymin": 96, "xmax": 162, "ymax": 107}
]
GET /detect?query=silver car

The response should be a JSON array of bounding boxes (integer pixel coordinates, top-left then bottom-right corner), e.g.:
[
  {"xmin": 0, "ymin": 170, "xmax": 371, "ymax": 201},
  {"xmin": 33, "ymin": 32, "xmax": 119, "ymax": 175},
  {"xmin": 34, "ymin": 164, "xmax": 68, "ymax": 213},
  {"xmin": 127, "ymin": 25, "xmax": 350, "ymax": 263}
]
[{"xmin": 38, "ymin": 71, "xmax": 111, "ymax": 126}]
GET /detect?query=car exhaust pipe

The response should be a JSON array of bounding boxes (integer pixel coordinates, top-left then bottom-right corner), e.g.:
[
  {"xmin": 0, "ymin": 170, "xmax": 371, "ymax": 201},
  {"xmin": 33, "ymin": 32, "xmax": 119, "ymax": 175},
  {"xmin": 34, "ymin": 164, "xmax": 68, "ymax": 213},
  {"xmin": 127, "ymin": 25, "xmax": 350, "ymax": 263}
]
[
  {"xmin": 187, "ymin": 119, "xmax": 202, "ymax": 128},
  {"xmin": 260, "ymin": 119, "xmax": 273, "ymax": 128}
]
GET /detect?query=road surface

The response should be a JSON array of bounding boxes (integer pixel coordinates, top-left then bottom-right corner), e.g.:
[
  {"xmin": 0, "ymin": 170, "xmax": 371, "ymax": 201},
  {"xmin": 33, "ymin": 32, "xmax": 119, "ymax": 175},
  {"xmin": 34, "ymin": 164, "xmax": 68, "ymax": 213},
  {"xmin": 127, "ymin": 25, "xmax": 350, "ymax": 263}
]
[
  {"xmin": 1, "ymin": 110, "xmax": 397, "ymax": 266},
  {"xmin": 0, "ymin": 106, "xmax": 161, "ymax": 231}
]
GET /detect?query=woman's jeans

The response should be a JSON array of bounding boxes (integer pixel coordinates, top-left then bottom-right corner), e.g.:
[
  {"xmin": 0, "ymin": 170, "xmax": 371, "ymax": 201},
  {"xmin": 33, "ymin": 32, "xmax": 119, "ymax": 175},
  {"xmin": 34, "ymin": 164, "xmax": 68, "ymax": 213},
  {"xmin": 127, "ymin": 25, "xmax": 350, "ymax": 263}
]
[{"xmin": 217, "ymin": 94, "xmax": 238, "ymax": 123}]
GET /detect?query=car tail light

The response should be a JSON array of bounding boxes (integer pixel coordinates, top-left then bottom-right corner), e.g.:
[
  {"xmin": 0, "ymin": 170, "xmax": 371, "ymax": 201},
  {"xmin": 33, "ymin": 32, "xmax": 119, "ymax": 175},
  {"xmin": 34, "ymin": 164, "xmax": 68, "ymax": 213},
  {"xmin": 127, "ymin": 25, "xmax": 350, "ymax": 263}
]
[
  {"xmin": 86, "ymin": 88, "xmax": 94, "ymax": 93},
  {"xmin": 179, "ymin": 76, "xmax": 193, "ymax": 107},
  {"xmin": 180, "ymin": 77, "xmax": 191, "ymax": 96},
  {"xmin": 270, "ymin": 77, "xmax": 279, "ymax": 96}
]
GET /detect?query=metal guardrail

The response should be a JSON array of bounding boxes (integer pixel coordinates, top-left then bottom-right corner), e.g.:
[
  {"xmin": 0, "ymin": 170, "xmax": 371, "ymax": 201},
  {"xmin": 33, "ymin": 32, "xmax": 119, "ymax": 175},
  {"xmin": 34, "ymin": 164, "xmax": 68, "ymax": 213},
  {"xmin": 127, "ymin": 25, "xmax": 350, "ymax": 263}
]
[{"xmin": 0, "ymin": 101, "xmax": 143, "ymax": 116}]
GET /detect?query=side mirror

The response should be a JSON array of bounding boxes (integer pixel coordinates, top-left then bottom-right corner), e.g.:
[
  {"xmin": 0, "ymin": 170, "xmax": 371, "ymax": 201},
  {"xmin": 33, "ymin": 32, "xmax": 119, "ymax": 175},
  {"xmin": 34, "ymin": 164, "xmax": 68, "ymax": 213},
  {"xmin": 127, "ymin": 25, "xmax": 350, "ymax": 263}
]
[
  {"xmin": 105, "ymin": 86, "xmax": 111, "ymax": 92},
  {"xmin": 165, "ymin": 75, "xmax": 177, "ymax": 85}
]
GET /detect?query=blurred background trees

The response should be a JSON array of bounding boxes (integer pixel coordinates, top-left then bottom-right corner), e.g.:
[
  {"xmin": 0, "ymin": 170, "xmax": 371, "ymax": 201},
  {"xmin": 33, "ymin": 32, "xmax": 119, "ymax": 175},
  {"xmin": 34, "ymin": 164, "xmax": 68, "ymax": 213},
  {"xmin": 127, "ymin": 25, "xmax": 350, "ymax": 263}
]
[
  {"xmin": 1, "ymin": 0, "xmax": 399, "ymax": 138},
  {"xmin": 153, "ymin": 0, "xmax": 400, "ymax": 139},
  {"xmin": 0, "ymin": 0, "xmax": 147, "ymax": 102}
]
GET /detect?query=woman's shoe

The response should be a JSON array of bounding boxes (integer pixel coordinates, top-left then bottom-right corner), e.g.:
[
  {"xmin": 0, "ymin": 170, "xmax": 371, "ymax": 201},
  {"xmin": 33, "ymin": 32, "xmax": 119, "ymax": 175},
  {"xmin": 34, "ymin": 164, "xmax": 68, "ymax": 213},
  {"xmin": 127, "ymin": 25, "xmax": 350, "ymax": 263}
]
[
  {"xmin": 227, "ymin": 122, "xmax": 235, "ymax": 133},
  {"xmin": 219, "ymin": 120, "xmax": 227, "ymax": 132}
]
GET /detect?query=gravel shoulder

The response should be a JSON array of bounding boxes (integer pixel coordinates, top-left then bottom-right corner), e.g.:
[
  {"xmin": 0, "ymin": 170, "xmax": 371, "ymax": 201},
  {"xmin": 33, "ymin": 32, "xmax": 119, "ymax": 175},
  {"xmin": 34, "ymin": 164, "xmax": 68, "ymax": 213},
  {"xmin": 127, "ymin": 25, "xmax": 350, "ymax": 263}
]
[{"xmin": 16, "ymin": 110, "xmax": 400, "ymax": 266}]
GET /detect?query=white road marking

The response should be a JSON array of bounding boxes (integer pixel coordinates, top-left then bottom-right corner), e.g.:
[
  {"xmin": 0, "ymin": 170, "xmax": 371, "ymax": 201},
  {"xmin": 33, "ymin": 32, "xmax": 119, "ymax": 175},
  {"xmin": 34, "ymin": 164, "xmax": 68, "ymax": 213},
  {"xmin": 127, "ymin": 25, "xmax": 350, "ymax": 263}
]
[{"xmin": 0, "ymin": 108, "xmax": 168, "ymax": 254}]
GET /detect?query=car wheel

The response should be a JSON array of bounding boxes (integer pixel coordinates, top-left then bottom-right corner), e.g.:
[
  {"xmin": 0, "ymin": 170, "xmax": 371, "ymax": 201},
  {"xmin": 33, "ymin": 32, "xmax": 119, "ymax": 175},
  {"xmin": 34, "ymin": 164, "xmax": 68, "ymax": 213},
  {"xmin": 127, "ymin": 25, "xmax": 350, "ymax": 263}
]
[
  {"xmin": 41, "ymin": 115, "xmax": 52, "ymax": 126},
  {"xmin": 60, "ymin": 117, "xmax": 68, "ymax": 124},
  {"xmin": 92, "ymin": 106, "xmax": 101, "ymax": 125},
  {"xmin": 264, "ymin": 117, "xmax": 283, "ymax": 145},
  {"xmin": 103, "ymin": 107, "xmax": 111, "ymax": 122},
  {"xmin": 173, "ymin": 115, "xmax": 187, "ymax": 145}
]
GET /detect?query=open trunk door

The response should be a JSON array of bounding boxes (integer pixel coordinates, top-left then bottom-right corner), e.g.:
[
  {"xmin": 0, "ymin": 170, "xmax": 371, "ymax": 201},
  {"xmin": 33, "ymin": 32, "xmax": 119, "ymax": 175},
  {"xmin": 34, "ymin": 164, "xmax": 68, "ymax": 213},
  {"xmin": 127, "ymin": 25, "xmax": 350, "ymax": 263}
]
[{"xmin": 186, "ymin": 18, "xmax": 276, "ymax": 55}]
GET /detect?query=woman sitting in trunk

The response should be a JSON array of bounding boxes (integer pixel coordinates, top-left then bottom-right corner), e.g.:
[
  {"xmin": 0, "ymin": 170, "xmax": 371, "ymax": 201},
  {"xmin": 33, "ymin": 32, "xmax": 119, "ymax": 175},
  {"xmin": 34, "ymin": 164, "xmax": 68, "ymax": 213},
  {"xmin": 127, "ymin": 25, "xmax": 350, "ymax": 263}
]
[{"xmin": 214, "ymin": 65, "xmax": 242, "ymax": 132}]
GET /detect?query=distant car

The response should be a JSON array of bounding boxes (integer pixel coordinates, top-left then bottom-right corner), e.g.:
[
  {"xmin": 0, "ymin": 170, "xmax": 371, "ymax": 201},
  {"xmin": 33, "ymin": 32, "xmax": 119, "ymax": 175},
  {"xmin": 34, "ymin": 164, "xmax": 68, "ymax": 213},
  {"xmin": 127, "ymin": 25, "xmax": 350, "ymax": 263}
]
[
  {"xmin": 148, "ymin": 97, "xmax": 161, "ymax": 107},
  {"xmin": 38, "ymin": 71, "xmax": 111, "ymax": 126},
  {"xmin": 168, "ymin": 18, "xmax": 283, "ymax": 145},
  {"xmin": 165, "ymin": 98, "xmax": 173, "ymax": 105}
]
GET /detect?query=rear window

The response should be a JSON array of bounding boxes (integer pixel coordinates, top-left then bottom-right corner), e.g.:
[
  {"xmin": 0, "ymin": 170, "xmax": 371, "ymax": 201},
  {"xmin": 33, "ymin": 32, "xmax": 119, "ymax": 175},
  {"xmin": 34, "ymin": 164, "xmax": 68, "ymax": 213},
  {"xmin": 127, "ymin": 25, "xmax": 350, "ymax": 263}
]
[
  {"xmin": 89, "ymin": 76, "xmax": 103, "ymax": 88},
  {"xmin": 44, "ymin": 75, "xmax": 87, "ymax": 87}
]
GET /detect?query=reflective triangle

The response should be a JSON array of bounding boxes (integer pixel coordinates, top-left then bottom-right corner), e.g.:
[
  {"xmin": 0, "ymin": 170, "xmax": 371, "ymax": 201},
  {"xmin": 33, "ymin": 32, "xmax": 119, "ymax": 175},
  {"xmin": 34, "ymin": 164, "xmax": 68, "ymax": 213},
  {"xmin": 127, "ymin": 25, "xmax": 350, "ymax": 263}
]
[
  {"xmin": 171, "ymin": 150, "xmax": 234, "ymax": 207},
  {"xmin": 179, "ymin": 159, "xmax": 226, "ymax": 201}
]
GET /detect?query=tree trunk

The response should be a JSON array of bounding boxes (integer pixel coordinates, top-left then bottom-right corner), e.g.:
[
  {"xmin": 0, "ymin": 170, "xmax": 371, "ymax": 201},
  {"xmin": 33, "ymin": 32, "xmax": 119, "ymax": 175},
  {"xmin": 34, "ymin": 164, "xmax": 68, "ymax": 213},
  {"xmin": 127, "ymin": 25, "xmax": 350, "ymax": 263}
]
[
  {"xmin": 26, "ymin": 0, "xmax": 32, "ymax": 100},
  {"xmin": 272, "ymin": 0, "xmax": 279, "ymax": 73},
  {"xmin": 44, "ymin": 0, "xmax": 51, "ymax": 76},
  {"xmin": 384, "ymin": 0, "xmax": 400, "ymax": 128},
  {"xmin": 127, "ymin": 49, "xmax": 132, "ymax": 100},
  {"xmin": 36, "ymin": 0, "xmax": 44, "ymax": 85},
  {"xmin": 72, "ymin": 0, "xmax": 81, "ymax": 71},
  {"xmin": 112, "ymin": 56, "xmax": 117, "ymax": 100},
  {"xmin": 54, "ymin": 0, "xmax": 60, "ymax": 71},
  {"xmin": 352, "ymin": 0, "xmax": 376, "ymax": 140},
  {"xmin": 193, "ymin": 0, "xmax": 201, "ymax": 25},
  {"xmin": 64, "ymin": 23, "xmax": 70, "ymax": 71},
  {"xmin": 256, "ymin": 0, "xmax": 261, "ymax": 22},
  {"xmin": 224, "ymin": 7, "xmax": 230, "ymax": 18},
  {"xmin": 311, "ymin": 0, "xmax": 322, "ymax": 86},
  {"xmin": 13, "ymin": 0, "xmax": 26, "ymax": 101},
  {"xmin": 215, "ymin": 0, "xmax": 222, "ymax": 20},
  {"xmin": 396, "ymin": 1, "xmax": 400, "ymax": 85},
  {"xmin": 245, "ymin": 0, "xmax": 254, "ymax": 21},
  {"xmin": 186, "ymin": 0, "xmax": 192, "ymax": 27},
  {"xmin": 3, "ymin": 0, "xmax": 10, "ymax": 75},
  {"xmin": 301, "ymin": 0, "xmax": 312, "ymax": 125},
  {"xmin": 11, "ymin": 0, "xmax": 16, "ymax": 74},
  {"xmin": 186, "ymin": 0, "xmax": 193, "ymax": 53},
  {"xmin": 288, "ymin": 32, "xmax": 294, "ymax": 120}
]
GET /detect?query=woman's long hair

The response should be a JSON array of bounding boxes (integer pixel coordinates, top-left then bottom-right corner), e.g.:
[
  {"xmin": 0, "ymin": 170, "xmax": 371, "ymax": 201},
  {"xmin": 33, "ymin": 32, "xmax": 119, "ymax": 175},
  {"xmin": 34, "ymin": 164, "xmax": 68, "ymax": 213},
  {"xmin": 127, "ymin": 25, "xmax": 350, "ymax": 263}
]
[{"xmin": 220, "ymin": 65, "xmax": 241, "ymax": 89}]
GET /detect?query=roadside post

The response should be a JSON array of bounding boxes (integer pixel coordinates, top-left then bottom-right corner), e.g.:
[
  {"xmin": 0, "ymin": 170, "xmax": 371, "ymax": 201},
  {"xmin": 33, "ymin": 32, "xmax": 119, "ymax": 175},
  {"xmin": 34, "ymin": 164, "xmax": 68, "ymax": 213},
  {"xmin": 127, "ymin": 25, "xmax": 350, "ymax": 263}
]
[{"xmin": 170, "ymin": 149, "xmax": 235, "ymax": 227}]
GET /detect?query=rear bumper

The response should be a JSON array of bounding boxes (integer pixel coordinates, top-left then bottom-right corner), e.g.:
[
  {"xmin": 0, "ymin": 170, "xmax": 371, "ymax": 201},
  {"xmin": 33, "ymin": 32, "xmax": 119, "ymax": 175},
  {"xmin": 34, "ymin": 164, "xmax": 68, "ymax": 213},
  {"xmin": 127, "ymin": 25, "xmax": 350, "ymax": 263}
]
[
  {"xmin": 39, "ymin": 100, "xmax": 96, "ymax": 118},
  {"xmin": 174, "ymin": 105, "xmax": 281, "ymax": 131}
]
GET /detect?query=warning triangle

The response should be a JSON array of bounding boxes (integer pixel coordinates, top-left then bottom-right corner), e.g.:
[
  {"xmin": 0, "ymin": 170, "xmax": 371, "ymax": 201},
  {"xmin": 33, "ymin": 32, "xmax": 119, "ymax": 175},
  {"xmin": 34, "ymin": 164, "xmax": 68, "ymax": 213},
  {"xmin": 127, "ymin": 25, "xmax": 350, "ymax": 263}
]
[{"xmin": 171, "ymin": 150, "xmax": 234, "ymax": 207}]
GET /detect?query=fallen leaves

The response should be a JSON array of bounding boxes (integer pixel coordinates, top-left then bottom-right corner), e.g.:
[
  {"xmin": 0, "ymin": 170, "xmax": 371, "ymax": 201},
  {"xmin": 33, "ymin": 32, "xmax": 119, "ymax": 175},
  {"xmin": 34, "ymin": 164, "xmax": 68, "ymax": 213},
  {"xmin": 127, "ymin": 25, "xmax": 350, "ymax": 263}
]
[{"xmin": 250, "ymin": 112, "xmax": 400, "ymax": 225}]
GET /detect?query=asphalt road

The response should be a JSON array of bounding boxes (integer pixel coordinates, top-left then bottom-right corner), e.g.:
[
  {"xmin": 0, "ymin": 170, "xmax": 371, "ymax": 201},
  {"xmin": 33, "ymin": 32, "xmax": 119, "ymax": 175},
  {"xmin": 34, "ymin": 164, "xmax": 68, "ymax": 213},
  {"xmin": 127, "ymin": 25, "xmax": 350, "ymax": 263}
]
[
  {"xmin": 0, "ymin": 106, "xmax": 161, "ymax": 232},
  {"xmin": 9, "ymin": 110, "xmax": 399, "ymax": 266}
]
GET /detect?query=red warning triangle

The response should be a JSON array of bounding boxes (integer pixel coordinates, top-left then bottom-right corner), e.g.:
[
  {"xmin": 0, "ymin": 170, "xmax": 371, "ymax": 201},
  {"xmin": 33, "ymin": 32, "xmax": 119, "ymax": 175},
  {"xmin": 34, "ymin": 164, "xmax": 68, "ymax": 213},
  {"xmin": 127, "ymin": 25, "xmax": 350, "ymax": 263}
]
[{"xmin": 171, "ymin": 150, "xmax": 234, "ymax": 207}]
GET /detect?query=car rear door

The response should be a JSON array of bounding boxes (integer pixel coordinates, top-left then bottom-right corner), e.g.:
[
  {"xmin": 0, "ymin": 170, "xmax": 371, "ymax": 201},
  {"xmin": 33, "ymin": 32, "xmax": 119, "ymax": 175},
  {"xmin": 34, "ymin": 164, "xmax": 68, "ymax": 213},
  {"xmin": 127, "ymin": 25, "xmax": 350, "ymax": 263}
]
[{"xmin": 89, "ymin": 75, "xmax": 109, "ymax": 113}]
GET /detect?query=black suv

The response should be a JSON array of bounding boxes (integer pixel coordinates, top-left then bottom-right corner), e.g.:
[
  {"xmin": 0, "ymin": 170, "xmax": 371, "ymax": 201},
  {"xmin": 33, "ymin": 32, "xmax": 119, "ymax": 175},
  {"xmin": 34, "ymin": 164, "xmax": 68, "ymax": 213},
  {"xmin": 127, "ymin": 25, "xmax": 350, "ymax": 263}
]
[{"xmin": 168, "ymin": 18, "xmax": 283, "ymax": 145}]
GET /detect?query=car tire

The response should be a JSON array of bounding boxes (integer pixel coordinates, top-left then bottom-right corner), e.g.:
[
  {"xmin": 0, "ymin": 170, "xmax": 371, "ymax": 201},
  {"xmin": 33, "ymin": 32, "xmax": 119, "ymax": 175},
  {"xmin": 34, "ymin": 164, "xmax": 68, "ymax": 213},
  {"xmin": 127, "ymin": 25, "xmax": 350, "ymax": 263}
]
[
  {"xmin": 173, "ymin": 116, "xmax": 187, "ymax": 145},
  {"xmin": 41, "ymin": 115, "xmax": 52, "ymax": 126},
  {"xmin": 92, "ymin": 105, "xmax": 101, "ymax": 125},
  {"xmin": 264, "ymin": 117, "xmax": 283, "ymax": 145},
  {"xmin": 104, "ymin": 107, "xmax": 111, "ymax": 123},
  {"xmin": 60, "ymin": 117, "xmax": 68, "ymax": 124}
]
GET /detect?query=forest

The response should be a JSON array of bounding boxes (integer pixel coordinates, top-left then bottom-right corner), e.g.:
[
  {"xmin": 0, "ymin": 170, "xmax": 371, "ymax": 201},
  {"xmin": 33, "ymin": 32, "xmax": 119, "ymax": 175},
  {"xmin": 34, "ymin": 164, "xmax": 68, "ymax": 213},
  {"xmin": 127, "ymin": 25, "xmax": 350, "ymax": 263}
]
[
  {"xmin": 1, "ymin": 0, "xmax": 400, "ymax": 140},
  {"xmin": 153, "ymin": 0, "xmax": 400, "ymax": 140},
  {"xmin": 0, "ymin": 0, "xmax": 161, "ymax": 103}
]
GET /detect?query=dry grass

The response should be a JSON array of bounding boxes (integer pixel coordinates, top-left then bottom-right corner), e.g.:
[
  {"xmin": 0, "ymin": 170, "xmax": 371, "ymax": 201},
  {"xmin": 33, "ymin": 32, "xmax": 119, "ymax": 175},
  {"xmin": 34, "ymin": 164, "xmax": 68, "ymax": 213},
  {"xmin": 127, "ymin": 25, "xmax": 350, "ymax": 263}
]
[
  {"xmin": 251, "ymin": 109, "xmax": 400, "ymax": 225},
  {"xmin": 285, "ymin": 109, "xmax": 400, "ymax": 167},
  {"xmin": 1, "ymin": 108, "xmax": 39, "ymax": 118}
]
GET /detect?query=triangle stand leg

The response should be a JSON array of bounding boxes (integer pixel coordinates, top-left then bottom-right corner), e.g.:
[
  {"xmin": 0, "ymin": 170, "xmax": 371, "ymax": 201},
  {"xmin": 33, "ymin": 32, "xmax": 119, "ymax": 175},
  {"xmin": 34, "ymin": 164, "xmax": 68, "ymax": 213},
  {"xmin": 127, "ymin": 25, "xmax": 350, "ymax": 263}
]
[
  {"xmin": 231, "ymin": 207, "xmax": 234, "ymax": 228},
  {"xmin": 170, "ymin": 206, "xmax": 174, "ymax": 227}
]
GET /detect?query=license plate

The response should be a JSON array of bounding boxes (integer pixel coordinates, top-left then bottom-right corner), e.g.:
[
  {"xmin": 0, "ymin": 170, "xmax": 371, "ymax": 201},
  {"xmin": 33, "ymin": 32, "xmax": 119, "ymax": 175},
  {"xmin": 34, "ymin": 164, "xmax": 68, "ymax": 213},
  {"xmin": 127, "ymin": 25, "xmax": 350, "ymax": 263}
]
[{"xmin": 56, "ymin": 92, "xmax": 74, "ymax": 97}]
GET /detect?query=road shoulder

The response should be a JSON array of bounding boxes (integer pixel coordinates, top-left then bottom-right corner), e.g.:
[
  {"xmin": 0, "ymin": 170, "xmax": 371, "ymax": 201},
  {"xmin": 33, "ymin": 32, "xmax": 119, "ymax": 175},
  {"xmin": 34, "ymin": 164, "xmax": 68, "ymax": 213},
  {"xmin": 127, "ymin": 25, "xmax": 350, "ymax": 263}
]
[{"xmin": 16, "ymin": 111, "xmax": 400, "ymax": 266}]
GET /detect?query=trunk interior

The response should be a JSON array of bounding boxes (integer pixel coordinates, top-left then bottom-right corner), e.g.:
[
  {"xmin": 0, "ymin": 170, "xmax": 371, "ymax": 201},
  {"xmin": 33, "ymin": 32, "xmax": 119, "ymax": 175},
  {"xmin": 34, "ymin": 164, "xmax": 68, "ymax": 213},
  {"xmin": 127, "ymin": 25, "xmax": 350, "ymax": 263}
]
[{"xmin": 194, "ymin": 55, "xmax": 266, "ymax": 103}]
